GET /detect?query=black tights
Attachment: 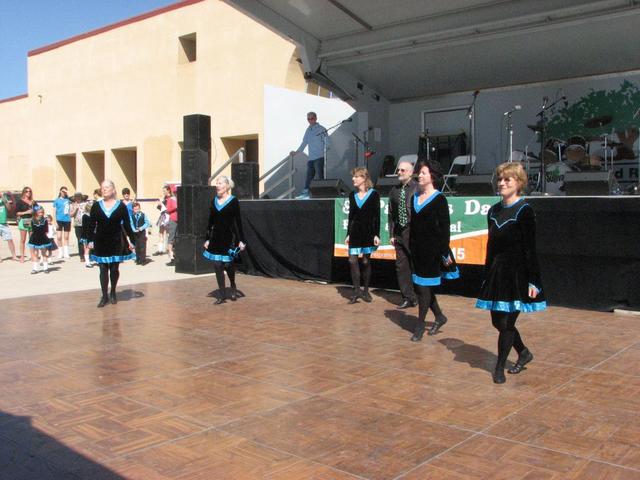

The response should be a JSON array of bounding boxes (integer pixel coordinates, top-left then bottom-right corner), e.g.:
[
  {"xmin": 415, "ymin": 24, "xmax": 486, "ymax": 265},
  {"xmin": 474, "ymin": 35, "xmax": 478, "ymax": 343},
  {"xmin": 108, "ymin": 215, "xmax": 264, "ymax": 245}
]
[
  {"xmin": 348, "ymin": 254, "xmax": 371, "ymax": 292},
  {"xmin": 415, "ymin": 285, "xmax": 444, "ymax": 323},
  {"xmin": 213, "ymin": 261, "xmax": 236, "ymax": 292},
  {"xmin": 491, "ymin": 311, "xmax": 526, "ymax": 370},
  {"xmin": 99, "ymin": 263, "xmax": 120, "ymax": 298}
]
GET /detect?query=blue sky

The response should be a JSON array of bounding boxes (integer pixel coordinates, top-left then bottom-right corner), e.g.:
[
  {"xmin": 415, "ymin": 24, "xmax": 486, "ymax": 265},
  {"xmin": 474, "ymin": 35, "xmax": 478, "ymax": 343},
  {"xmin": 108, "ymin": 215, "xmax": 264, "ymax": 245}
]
[{"xmin": 0, "ymin": 0, "xmax": 179, "ymax": 99}]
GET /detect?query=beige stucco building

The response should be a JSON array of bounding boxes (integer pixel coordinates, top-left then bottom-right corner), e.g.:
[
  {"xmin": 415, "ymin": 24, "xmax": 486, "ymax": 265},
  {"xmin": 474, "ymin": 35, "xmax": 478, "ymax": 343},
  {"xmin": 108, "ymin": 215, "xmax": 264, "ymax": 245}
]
[{"xmin": 0, "ymin": 0, "xmax": 316, "ymax": 200}]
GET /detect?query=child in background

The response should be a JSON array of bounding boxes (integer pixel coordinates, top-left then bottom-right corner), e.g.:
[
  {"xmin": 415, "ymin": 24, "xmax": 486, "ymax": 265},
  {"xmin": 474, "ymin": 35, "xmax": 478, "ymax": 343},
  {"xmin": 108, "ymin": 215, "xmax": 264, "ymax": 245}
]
[
  {"xmin": 80, "ymin": 202, "xmax": 94, "ymax": 267},
  {"xmin": 46, "ymin": 214, "xmax": 59, "ymax": 258},
  {"xmin": 28, "ymin": 206, "xmax": 52, "ymax": 273},
  {"xmin": 130, "ymin": 202, "xmax": 150, "ymax": 265}
]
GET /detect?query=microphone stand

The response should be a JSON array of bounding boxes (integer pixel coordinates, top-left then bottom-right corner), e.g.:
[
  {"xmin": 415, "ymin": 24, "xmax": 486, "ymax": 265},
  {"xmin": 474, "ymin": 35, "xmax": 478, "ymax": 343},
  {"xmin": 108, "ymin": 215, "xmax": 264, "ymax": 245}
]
[
  {"xmin": 467, "ymin": 91, "xmax": 479, "ymax": 173},
  {"xmin": 352, "ymin": 133, "xmax": 365, "ymax": 168},
  {"xmin": 535, "ymin": 96, "xmax": 563, "ymax": 193},
  {"xmin": 506, "ymin": 113, "xmax": 515, "ymax": 163}
]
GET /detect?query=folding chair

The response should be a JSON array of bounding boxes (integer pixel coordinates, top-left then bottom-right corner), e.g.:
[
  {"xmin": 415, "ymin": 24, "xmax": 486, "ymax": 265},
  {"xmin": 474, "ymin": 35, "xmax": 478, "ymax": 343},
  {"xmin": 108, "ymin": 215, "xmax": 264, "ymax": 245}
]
[{"xmin": 442, "ymin": 155, "xmax": 476, "ymax": 193}]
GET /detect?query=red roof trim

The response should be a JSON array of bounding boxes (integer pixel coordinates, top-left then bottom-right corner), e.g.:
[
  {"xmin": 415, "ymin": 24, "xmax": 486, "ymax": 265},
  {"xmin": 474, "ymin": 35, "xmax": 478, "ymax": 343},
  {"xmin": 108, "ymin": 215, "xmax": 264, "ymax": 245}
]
[
  {"xmin": 28, "ymin": 0, "xmax": 205, "ymax": 57},
  {"xmin": 0, "ymin": 94, "xmax": 28, "ymax": 105}
]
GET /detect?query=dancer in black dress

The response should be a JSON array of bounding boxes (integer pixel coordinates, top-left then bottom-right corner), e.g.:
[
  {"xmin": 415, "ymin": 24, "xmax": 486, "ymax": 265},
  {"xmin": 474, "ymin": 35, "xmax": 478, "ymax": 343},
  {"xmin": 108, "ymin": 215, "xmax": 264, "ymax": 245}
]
[
  {"xmin": 87, "ymin": 180, "xmax": 136, "ymax": 308},
  {"xmin": 27, "ymin": 206, "xmax": 52, "ymax": 274},
  {"xmin": 476, "ymin": 162, "xmax": 546, "ymax": 384},
  {"xmin": 409, "ymin": 161, "xmax": 459, "ymax": 341},
  {"xmin": 203, "ymin": 176, "xmax": 246, "ymax": 304},
  {"xmin": 345, "ymin": 167, "xmax": 380, "ymax": 303}
]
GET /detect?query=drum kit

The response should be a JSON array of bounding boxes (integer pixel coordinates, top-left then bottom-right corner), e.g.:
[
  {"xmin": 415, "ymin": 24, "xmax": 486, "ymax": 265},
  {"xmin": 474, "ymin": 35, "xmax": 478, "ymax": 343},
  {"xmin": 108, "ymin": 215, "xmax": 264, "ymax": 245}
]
[{"xmin": 518, "ymin": 114, "xmax": 619, "ymax": 194}]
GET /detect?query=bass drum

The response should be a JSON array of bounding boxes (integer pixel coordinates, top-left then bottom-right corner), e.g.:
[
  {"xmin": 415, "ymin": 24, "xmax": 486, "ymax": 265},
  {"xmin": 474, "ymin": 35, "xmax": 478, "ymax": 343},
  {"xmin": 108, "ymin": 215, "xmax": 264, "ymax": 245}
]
[
  {"xmin": 544, "ymin": 162, "xmax": 573, "ymax": 195},
  {"xmin": 565, "ymin": 135, "xmax": 587, "ymax": 163}
]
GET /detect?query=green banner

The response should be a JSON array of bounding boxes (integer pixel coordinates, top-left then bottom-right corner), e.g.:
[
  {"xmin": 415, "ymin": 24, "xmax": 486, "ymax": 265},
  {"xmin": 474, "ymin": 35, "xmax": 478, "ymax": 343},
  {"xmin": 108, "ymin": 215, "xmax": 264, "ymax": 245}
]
[{"xmin": 334, "ymin": 196, "xmax": 499, "ymax": 264}]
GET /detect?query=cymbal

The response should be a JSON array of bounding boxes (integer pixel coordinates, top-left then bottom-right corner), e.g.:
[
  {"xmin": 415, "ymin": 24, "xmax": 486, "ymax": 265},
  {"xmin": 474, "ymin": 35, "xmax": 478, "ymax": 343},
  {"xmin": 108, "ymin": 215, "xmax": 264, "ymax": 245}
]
[{"xmin": 584, "ymin": 115, "xmax": 612, "ymax": 128}]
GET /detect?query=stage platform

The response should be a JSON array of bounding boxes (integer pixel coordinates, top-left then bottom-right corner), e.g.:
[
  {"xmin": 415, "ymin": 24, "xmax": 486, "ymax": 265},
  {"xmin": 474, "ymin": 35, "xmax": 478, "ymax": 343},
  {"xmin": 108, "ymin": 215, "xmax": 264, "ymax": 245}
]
[
  {"xmin": 0, "ymin": 275, "xmax": 639, "ymax": 479},
  {"xmin": 239, "ymin": 196, "xmax": 640, "ymax": 312}
]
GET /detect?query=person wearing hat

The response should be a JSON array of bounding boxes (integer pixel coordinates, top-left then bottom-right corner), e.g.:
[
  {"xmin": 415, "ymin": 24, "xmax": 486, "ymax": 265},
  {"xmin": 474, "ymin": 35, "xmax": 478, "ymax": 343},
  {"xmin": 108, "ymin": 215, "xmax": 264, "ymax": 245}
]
[{"xmin": 70, "ymin": 192, "xmax": 89, "ymax": 262}]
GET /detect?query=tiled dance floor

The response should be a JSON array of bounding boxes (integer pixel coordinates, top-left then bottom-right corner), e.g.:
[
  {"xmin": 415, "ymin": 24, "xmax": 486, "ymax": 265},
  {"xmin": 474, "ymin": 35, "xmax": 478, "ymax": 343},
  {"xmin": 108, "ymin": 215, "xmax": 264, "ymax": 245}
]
[{"xmin": 1, "ymin": 275, "xmax": 639, "ymax": 479}]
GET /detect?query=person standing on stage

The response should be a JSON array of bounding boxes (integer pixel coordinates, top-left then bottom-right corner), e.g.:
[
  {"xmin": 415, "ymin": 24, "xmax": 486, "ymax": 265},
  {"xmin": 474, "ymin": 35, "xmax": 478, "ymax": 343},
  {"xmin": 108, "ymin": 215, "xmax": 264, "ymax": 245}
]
[
  {"xmin": 130, "ymin": 202, "xmax": 150, "ymax": 265},
  {"xmin": 87, "ymin": 180, "xmax": 136, "ymax": 308},
  {"xmin": 476, "ymin": 162, "xmax": 545, "ymax": 384},
  {"xmin": 27, "ymin": 206, "xmax": 52, "ymax": 274},
  {"xmin": 203, "ymin": 176, "xmax": 246, "ymax": 304},
  {"xmin": 53, "ymin": 186, "xmax": 72, "ymax": 260},
  {"xmin": 291, "ymin": 111, "xmax": 326, "ymax": 199},
  {"xmin": 345, "ymin": 167, "xmax": 380, "ymax": 304},
  {"xmin": 388, "ymin": 160, "xmax": 418, "ymax": 309},
  {"xmin": 409, "ymin": 161, "xmax": 459, "ymax": 342}
]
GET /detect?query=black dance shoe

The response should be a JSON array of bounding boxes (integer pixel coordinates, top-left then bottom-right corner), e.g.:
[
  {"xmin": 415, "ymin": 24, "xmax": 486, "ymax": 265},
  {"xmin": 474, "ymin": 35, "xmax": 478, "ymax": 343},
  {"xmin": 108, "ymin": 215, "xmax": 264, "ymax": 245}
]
[
  {"xmin": 348, "ymin": 289, "xmax": 361, "ymax": 304},
  {"xmin": 361, "ymin": 291, "xmax": 372, "ymax": 303},
  {"xmin": 229, "ymin": 289, "xmax": 237, "ymax": 301},
  {"xmin": 411, "ymin": 322, "xmax": 426, "ymax": 342},
  {"xmin": 397, "ymin": 299, "xmax": 412, "ymax": 309},
  {"xmin": 109, "ymin": 292, "xmax": 117, "ymax": 305},
  {"xmin": 428, "ymin": 315, "xmax": 448, "ymax": 336},
  {"xmin": 493, "ymin": 368, "xmax": 506, "ymax": 384},
  {"xmin": 97, "ymin": 296, "xmax": 109, "ymax": 308},
  {"xmin": 508, "ymin": 349, "xmax": 534, "ymax": 374}
]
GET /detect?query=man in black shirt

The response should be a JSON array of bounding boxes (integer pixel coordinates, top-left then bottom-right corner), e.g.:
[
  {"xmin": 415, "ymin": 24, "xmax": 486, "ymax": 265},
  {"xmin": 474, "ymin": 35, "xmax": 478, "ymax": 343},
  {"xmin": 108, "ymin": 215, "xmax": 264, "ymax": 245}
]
[{"xmin": 388, "ymin": 160, "xmax": 417, "ymax": 308}]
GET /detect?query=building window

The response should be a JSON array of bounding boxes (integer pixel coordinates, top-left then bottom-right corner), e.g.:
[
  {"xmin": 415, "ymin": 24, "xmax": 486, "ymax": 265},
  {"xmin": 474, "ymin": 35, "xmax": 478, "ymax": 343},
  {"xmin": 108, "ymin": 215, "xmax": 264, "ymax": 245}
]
[{"xmin": 179, "ymin": 33, "xmax": 196, "ymax": 63}]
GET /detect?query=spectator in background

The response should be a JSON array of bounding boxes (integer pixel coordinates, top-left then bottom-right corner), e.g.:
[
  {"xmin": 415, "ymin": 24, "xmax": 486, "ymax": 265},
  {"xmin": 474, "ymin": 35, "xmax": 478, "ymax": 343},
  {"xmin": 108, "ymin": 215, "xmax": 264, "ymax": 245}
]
[
  {"xmin": 15, "ymin": 187, "xmax": 38, "ymax": 263},
  {"xmin": 160, "ymin": 185, "xmax": 178, "ymax": 266},
  {"xmin": 53, "ymin": 186, "xmax": 72, "ymax": 260},
  {"xmin": 0, "ymin": 194, "xmax": 18, "ymax": 261},
  {"xmin": 93, "ymin": 188, "xmax": 102, "ymax": 202},
  {"xmin": 122, "ymin": 187, "xmax": 134, "ymax": 215},
  {"xmin": 70, "ymin": 192, "xmax": 88, "ymax": 262},
  {"xmin": 130, "ymin": 202, "xmax": 150, "ymax": 265}
]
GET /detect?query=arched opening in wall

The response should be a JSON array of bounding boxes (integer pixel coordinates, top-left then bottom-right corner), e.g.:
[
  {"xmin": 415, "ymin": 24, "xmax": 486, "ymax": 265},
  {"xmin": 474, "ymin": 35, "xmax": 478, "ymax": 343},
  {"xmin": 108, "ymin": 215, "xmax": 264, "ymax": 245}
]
[
  {"xmin": 112, "ymin": 147, "xmax": 137, "ymax": 196},
  {"xmin": 81, "ymin": 151, "xmax": 105, "ymax": 194},
  {"xmin": 55, "ymin": 154, "xmax": 76, "ymax": 192}
]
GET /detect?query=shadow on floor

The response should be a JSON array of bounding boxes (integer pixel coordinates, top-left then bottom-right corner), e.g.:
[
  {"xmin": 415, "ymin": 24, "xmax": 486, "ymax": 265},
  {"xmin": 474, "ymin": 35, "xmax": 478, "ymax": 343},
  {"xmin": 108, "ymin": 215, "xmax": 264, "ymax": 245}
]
[
  {"xmin": 439, "ymin": 337, "xmax": 499, "ymax": 373},
  {"xmin": 0, "ymin": 410, "xmax": 124, "ymax": 479},
  {"xmin": 384, "ymin": 309, "xmax": 420, "ymax": 334},
  {"xmin": 117, "ymin": 289, "xmax": 145, "ymax": 302}
]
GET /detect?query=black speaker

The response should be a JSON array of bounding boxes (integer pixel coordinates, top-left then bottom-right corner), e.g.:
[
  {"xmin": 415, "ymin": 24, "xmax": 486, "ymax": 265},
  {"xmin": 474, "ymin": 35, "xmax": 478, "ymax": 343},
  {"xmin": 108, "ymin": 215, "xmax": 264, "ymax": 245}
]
[
  {"xmin": 231, "ymin": 162, "xmax": 259, "ymax": 199},
  {"xmin": 564, "ymin": 171, "xmax": 613, "ymax": 196},
  {"xmin": 181, "ymin": 149, "xmax": 210, "ymax": 186},
  {"xmin": 309, "ymin": 179, "xmax": 352, "ymax": 198},
  {"xmin": 183, "ymin": 114, "xmax": 211, "ymax": 151},
  {"xmin": 176, "ymin": 185, "xmax": 215, "ymax": 235},
  {"xmin": 174, "ymin": 234, "xmax": 215, "ymax": 274},
  {"xmin": 454, "ymin": 174, "xmax": 495, "ymax": 195},
  {"xmin": 375, "ymin": 176, "xmax": 399, "ymax": 196}
]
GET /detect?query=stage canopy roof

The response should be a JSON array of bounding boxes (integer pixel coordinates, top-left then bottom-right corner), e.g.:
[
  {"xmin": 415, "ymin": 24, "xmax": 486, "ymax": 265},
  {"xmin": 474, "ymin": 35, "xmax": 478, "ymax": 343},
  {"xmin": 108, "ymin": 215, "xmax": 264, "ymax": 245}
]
[{"xmin": 224, "ymin": 0, "xmax": 640, "ymax": 101}]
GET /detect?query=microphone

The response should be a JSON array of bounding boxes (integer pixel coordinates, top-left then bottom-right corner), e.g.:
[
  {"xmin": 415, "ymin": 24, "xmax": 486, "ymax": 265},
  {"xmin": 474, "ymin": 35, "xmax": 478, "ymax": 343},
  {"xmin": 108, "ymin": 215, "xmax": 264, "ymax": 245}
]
[
  {"xmin": 503, "ymin": 105, "xmax": 522, "ymax": 115},
  {"xmin": 542, "ymin": 96, "xmax": 549, "ymax": 109}
]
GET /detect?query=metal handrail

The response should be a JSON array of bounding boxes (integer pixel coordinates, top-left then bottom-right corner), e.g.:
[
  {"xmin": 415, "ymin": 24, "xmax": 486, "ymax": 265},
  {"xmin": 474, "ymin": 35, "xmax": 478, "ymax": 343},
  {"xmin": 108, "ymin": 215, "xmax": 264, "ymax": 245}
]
[
  {"xmin": 208, "ymin": 147, "xmax": 245, "ymax": 184},
  {"xmin": 259, "ymin": 154, "xmax": 296, "ymax": 199}
]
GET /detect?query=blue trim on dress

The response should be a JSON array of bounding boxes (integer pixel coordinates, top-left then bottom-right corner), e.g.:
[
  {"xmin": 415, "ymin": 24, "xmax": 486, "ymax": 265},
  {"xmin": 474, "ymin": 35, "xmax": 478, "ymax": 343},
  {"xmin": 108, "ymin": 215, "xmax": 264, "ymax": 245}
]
[
  {"xmin": 28, "ymin": 242, "xmax": 52, "ymax": 250},
  {"xmin": 413, "ymin": 190, "xmax": 440, "ymax": 214},
  {"xmin": 490, "ymin": 202, "xmax": 529, "ymax": 229},
  {"xmin": 442, "ymin": 267, "xmax": 460, "ymax": 280},
  {"xmin": 202, "ymin": 250, "xmax": 233, "ymax": 263},
  {"xmin": 90, "ymin": 252, "xmax": 136, "ymax": 263},
  {"xmin": 354, "ymin": 189, "xmax": 374, "ymax": 209},
  {"xmin": 98, "ymin": 200, "xmax": 121, "ymax": 218},
  {"xmin": 475, "ymin": 299, "xmax": 547, "ymax": 313},
  {"xmin": 349, "ymin": 246, "xmax": 378, "ymax": 255},
  {"xmin": 412, "ymin": 274, "xmax": 442, "ymax": 286},
  {"xmin": 214, "ymin": 195, "xmax": 235, "ymax": 211}
]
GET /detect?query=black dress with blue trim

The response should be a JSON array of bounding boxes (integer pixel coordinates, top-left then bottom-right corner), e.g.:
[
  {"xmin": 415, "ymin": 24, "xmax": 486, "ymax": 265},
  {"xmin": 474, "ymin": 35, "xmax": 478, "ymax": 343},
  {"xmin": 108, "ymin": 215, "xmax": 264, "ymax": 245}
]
[
  {"xmin": 80, "ymin": 213, "xmax": 92, "ymax": 245},
  {"xmin": 203, "ymin": 195, "xmax": 245, "ymax": 263},
  {"xmin": 347, "ymin": 189, "xmax": 380, "ymax": 255},
  {"xmin": 476, "ymin": 199, "xmax": 546, "ymax": 313},
  {"xmin": 87, "ymin": 200, "xmax": 136, "ymax": 263},
  {"xmin": 28, "ymin": 218, "xmax": 52, "ymax": 250},
  {"xmin": 409, "ymin": 191, "xmax": 459, "ymax": 286}
]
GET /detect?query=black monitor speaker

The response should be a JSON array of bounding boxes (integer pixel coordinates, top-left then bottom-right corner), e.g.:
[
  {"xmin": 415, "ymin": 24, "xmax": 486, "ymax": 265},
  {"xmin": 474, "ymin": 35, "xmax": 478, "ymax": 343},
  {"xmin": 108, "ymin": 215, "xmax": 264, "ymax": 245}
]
[
  {"xmin": 375, "ymin": 176, "xmax": 399, "ymax": 196},
  {"xmin": 309, "ymin": 179, "xmax": 352, "ymax": 198},
  {"xmin": 183, "ymin": 114, "xmax": 211, "ymax": 151},
  {"xmin": 454, "ymin": 174, "xmax": 495, "ymax": 195},
  {"xmin": 231, "ymin": 162, "xmax": 259, "ymax": 199},
  {"xmin": 564, "ymin": 171, "xmax": 613, "ymax": 196}
]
